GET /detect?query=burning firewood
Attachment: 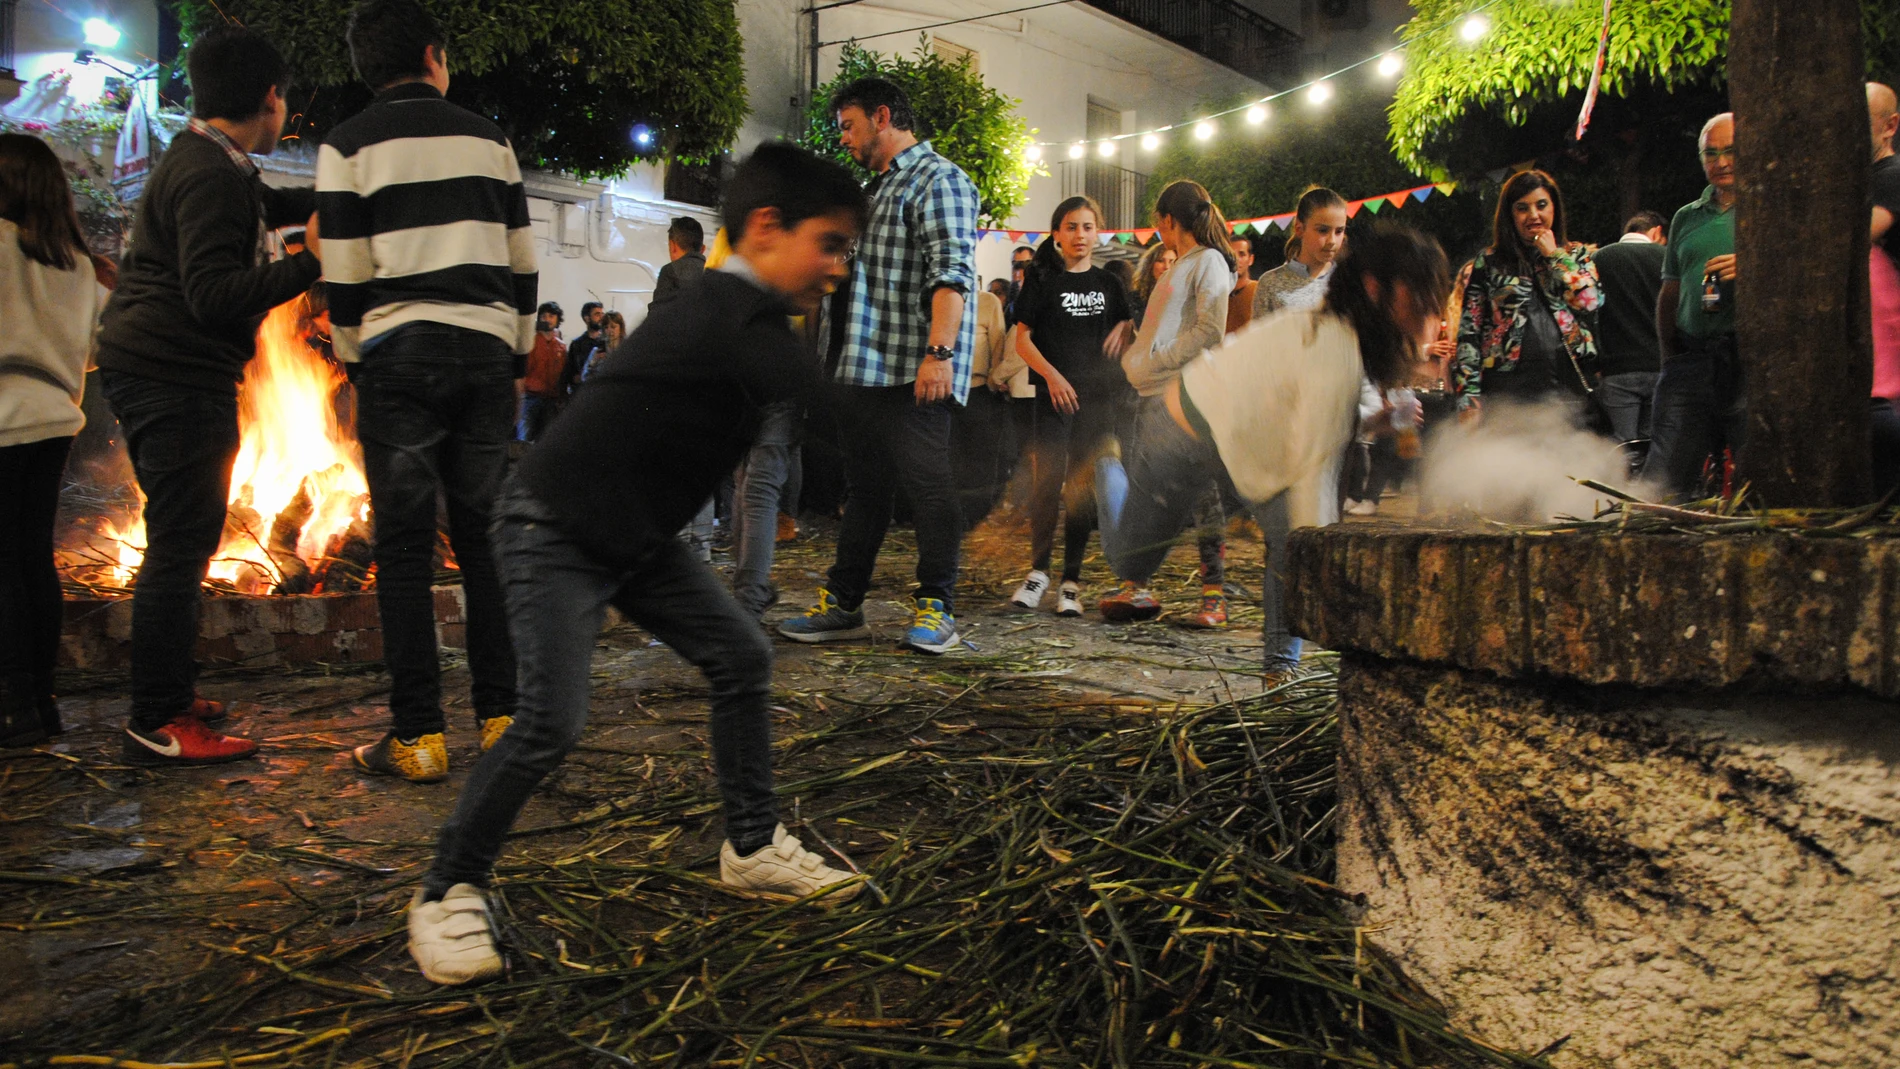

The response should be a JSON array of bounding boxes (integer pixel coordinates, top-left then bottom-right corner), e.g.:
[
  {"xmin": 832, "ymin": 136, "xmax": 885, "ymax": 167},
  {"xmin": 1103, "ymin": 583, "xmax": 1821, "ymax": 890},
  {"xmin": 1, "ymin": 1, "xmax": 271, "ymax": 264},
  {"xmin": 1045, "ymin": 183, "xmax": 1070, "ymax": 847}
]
[
  {"xmin": 267, "ymin": 480, "xmax": 316, "ymax": 594},
  {"xmin": 314, "ymin": 507, "xmax": 375, "ymax": 591}
]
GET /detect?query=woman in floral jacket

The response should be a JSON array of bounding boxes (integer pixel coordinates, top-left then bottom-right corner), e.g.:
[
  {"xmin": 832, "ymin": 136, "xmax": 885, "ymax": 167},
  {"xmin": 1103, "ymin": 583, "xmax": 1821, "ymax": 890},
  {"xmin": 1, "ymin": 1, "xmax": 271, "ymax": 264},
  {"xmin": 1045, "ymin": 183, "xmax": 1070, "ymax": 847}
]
[{"xmin": 1453, "ymin": 170, "xmax": 1600, "ymax": 415}]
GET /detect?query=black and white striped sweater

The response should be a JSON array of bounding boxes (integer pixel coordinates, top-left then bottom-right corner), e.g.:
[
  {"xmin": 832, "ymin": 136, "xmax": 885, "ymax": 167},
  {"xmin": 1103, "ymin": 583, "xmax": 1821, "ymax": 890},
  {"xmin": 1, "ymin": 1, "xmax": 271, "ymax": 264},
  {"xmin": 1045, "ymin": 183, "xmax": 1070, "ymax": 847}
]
[{"xmin": 315, "ymin": 82, "xmax": 538, "ymax": 363}]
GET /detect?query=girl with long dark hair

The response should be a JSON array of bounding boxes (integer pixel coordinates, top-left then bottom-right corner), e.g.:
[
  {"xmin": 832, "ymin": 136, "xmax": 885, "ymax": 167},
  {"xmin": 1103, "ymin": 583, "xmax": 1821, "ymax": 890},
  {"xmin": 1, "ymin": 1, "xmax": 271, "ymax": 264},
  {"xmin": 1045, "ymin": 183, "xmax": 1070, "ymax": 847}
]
[
  {"xmin": 1108, "ymin": 180, "xmax": 1236, "ymax": 625},
  {"xmin": 1253, "ymin": 186, "xmax": 1349, "ymax": 317},
  {"xmin": 0, "ymin": 133, "xmax": 108, "ymax": 746},
  {"xmin": 1130, "ymin": 241, "xmax": 1176, "ymax": 326},
  {"xmin": 1095, "ymin": 224, "xmax": 1452, "ymax": 677},
  {"xmin": 1006, "ymin": 195, "xmax": 1134, "ymax": 615},
  {"xmin": 1454, "ymin": 169, "xmax": 1601, "ymax": 415}
]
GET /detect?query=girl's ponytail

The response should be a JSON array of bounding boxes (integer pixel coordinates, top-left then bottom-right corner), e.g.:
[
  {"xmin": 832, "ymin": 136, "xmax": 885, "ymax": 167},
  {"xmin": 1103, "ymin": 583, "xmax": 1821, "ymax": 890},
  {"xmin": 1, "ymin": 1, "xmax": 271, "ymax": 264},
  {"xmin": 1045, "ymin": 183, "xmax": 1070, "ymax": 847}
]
[{"xmin": 1153, "ymin": 180, "xmax": 1236, "ymax": 273}]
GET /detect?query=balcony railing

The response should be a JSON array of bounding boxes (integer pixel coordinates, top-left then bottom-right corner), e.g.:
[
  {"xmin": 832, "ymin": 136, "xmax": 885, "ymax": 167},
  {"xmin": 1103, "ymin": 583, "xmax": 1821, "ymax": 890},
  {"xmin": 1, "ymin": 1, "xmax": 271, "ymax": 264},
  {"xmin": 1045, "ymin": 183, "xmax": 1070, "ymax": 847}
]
[
  {"xmin": 1059, "ymin": 159, "xmax": 1150, "ymax": 232},
  {"xmin": 1081, "ymin": 0, "xmax": 1302, "ymax": 87}
]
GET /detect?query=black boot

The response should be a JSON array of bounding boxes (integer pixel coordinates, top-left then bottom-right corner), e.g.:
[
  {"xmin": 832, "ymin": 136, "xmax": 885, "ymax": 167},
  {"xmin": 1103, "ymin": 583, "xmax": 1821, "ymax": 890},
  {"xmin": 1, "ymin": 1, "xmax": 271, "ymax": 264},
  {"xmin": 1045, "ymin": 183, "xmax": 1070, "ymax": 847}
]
[{"xmin": 0, "ymin": 674, "xmax": 48, "ymax": 749}]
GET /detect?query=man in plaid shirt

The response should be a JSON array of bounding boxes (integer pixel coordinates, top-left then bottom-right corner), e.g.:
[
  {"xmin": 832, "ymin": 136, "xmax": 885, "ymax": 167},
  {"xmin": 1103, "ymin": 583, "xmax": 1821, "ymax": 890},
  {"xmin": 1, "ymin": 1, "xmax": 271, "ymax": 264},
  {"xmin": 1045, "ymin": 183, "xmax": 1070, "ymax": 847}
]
[{"xmin": 780, "ymin": 77, "xmax": 978, "ymax": 654}]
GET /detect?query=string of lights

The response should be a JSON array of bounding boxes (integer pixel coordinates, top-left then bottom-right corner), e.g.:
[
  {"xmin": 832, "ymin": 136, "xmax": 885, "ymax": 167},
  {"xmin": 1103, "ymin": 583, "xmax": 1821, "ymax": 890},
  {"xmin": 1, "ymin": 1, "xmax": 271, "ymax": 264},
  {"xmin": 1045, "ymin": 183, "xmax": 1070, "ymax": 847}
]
[{"xmin": 1022, "ymin": 0, "xmax": 1506, "ymax": 159}]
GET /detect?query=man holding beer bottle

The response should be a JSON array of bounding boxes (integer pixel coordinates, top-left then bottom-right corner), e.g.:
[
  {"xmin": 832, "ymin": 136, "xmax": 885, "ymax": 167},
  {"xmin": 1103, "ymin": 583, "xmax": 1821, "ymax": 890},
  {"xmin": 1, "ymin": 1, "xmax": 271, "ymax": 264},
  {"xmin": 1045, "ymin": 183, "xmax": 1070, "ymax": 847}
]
[{"xmin": 1646, "ymin": 112, "xmax": 1740, "ymax": 498}]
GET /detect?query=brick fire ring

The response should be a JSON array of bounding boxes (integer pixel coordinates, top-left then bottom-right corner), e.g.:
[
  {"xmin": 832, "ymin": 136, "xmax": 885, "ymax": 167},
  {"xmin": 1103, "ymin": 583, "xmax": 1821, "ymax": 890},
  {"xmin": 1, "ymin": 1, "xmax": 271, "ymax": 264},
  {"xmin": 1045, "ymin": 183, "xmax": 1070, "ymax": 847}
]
[{"xmin": 60, "ymin": 586, "xmax": 469, "ymax": 670}]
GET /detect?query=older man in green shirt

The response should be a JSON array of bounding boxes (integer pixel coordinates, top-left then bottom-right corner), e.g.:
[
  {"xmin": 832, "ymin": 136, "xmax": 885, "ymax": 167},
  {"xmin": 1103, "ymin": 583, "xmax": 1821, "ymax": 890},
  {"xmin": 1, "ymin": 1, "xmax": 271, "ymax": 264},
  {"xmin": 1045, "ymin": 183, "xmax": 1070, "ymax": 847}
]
[{"xmin": 1647, "ymin": 112, "xmax": 1742, "ymax": 497}]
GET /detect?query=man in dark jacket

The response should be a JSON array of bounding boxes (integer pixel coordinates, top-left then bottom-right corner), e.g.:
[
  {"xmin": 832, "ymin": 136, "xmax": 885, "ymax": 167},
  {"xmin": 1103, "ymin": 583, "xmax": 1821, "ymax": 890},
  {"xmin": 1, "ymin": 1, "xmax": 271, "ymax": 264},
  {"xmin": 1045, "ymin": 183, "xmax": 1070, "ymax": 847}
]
[
  {"xmin": 649, "ymin": 216, "xmax": 705, "ymax": 307},
  {"xmin": 406, "ymin": 145, "xmax": 870, "ymax": 986},
  {"xmin": 1591, "ymin": 211, "xmax": 1668, "ymax": 444},
  {"xmin": 97, "ymin": 24, "xmax": 321, "ymax": 767},
  {"xmin": 564, "ymin": 301, "xmax": 603, "ymax": 389}
]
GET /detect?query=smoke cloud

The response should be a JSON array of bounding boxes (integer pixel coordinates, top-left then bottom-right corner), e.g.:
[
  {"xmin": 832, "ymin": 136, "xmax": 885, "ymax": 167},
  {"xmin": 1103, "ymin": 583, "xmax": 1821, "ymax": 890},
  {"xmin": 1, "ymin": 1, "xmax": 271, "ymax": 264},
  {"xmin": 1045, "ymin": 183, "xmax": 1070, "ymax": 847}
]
[{"xmin": 1418, "ymin": 400, "xmax": 1661, "ymax": 523}]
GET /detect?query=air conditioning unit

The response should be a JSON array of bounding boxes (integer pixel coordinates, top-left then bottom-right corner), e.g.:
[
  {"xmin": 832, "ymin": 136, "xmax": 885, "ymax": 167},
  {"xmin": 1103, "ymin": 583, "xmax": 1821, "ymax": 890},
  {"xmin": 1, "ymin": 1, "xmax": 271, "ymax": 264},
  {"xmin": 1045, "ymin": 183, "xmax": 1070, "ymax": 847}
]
[{"xmin": 1316, "ymin": 0, "xmax": 1368, "ymax": 31}]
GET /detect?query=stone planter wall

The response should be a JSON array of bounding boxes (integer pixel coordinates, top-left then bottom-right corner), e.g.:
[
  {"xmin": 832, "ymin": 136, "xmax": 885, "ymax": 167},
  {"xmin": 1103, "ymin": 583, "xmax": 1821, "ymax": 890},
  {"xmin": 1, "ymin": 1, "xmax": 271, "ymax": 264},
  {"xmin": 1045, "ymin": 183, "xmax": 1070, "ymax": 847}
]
[
  {"xmin": 60, "ymin": 586, "xmax": 468, "ymax": 670},
  {"xmin": 1289, "ymin": 527, "xmax": 1900, "ymax": 1067}
]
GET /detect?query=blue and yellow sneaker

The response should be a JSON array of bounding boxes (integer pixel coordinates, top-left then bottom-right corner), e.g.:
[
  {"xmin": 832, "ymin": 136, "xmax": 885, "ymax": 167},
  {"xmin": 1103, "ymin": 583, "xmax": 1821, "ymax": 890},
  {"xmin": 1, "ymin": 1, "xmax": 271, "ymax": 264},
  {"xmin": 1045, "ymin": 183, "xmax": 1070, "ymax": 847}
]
[
  {"xmin": 777, "ymin": 588, "xmax": 871, "ymax": 644},
  {"xmin": 905, "ymin": 598, "xmax": 961, "ymax": 654}
]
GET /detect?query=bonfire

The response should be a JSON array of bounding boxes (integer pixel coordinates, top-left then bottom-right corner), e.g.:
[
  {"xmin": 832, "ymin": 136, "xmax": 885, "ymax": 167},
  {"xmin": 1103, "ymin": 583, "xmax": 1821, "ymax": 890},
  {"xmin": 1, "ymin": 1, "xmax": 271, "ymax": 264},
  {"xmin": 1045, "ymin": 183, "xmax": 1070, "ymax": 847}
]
[{"xmin": 65, "ymin": 295, "xmax": 378, "ymax": 595}]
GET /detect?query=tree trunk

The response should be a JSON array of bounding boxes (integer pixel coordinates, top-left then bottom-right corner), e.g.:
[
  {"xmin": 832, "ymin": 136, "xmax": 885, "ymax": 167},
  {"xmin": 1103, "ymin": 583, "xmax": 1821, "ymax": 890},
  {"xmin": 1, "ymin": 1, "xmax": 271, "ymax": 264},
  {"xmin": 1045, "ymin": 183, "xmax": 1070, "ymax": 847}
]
[
  {"xmin": 1616, "ymin": 129, "xmax": 1643, "ymax": 229},
  {"xmin": 1730, "ymin": 0, "xmax": 1874, "ymax": 506}
]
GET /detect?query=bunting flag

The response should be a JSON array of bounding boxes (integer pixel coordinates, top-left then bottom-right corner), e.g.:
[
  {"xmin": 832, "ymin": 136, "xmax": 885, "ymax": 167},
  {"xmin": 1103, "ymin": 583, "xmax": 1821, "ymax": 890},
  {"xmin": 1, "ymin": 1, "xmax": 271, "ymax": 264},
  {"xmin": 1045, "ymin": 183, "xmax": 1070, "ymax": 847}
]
[
  {"xmin": 1574, "ymin": 0, "xmax": 1613, "ymax": 142},
  {"xmin": 977, "ymin": 183, "xmax": 1456, "ymax": 245}
]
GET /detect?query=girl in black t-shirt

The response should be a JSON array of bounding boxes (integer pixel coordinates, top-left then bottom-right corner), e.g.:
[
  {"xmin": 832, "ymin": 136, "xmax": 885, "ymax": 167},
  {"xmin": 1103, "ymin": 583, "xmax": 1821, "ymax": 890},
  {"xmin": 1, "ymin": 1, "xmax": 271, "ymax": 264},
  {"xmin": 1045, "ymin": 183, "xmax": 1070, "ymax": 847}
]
[{"xmin": 1007, "ymin": 195, "xmax": 1134, "ymax": 615}]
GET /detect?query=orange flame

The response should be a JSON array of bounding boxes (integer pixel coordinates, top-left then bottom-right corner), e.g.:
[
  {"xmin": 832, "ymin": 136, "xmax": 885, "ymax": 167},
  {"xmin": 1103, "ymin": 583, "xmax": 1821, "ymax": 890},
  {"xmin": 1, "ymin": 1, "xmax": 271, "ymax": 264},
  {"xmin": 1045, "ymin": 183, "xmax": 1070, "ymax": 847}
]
[{"xmin": 98, "ymin": 299, "xmax": 369, "ymax": 593}]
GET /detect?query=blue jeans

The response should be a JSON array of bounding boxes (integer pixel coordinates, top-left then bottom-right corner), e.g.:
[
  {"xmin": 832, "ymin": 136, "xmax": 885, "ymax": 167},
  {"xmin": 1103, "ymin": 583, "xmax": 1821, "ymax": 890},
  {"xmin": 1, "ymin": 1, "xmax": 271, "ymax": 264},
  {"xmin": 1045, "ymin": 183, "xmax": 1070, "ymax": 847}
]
[
  {"xmin": 353, "ymin": 326, "xmax": 517, "ymax": 737},
  {"xmin": 100, "ymin": 370, "xmax": 241, "ymax": 731},
  {"xmin": 1094, "ymin": 402, "xmax": 1301, "ymax": 671},
  {"xmin": 731, "ymin": 400, "xmax": 800, "ymax": 616},
  {"xmin": 826, "ymin": 385, "xmax": 962, "ymax": 613},
  {"xmin": 1645, "ymin": 335, "xmax": 1743, "ymax": 497},
  {"xmin": 1596, "ymin": 371, "xmax": 1660, "ymax": 444},
  {"xmin": 423, "ymin": 479, "xmax": 779, "ymax": 896},
  {"xmin": 516, "ymin": 394, "xmax": 558, "ymax": 442}
]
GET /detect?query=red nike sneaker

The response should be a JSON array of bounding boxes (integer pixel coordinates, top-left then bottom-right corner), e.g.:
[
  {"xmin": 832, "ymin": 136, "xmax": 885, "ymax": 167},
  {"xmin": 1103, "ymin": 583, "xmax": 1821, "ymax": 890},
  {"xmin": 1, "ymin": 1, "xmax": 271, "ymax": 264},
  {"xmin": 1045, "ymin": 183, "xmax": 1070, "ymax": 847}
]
[
  {"xmin": 188, "ymin": 696, "xmax": 230, "ymax": 725},
  {"xmin": 122, "ymin": 717, "xmax": 259, "ymax": 766}
]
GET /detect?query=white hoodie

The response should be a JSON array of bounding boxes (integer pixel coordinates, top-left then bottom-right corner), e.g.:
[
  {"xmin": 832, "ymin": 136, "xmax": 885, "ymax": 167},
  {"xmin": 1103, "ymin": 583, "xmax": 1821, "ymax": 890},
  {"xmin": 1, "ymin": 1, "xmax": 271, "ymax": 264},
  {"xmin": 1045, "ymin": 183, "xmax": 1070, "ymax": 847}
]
[
  {"xmin": 0, "ymin": 220, "xmax": 103, "ymax": 447},
  {"xmin": 1179, "ymin": 307, "xmax": 1365, "ymax": 528}
]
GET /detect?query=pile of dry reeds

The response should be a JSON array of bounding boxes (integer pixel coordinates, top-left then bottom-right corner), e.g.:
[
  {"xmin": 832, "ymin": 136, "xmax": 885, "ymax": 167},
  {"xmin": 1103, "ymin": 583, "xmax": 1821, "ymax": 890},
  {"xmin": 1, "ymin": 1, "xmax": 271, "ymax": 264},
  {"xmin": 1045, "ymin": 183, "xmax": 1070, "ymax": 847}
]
[{"xmin": 8, "ymin": 657, "xmax": 1545, "ymax": 1069}]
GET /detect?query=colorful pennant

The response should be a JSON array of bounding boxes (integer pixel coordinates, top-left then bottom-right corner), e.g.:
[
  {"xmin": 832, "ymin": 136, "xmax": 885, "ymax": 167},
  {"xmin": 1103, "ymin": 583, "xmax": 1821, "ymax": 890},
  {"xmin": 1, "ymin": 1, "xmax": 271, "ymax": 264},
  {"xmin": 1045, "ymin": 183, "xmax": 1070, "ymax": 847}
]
[{"xmin": 978, "ymin": 183, "xmax": 1458, "ymax": 245}]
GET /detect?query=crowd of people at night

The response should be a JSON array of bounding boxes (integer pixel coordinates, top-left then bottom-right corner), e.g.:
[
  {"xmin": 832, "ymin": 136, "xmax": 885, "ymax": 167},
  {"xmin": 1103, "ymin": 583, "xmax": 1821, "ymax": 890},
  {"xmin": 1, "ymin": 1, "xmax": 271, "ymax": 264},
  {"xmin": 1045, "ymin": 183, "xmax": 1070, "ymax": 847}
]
[{"xmin": 2, "ymin": 0, "xmax": 1898, "ymax": 987}]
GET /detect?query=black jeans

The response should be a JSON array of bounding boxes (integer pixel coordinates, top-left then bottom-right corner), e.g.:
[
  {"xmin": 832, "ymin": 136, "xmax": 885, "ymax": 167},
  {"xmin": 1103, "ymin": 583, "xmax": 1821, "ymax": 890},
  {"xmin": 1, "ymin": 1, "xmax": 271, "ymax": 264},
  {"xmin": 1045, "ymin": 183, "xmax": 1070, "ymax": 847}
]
[
  {"xmin": 0, "ymin": 435, "xmax": 74, "ymax": 707},
  {"xmin": 352, "ymin": 326, "xmax": 517, "ymax": 737},
  {"xmin": 424, "ymin": 479, "xmax": 778, "ymax": 896},
  {"xmin": 950, "ymin": 387, "xmax": 1018, "ymax": 530},
  {"xmin": 100, "ymin": 370, "xmax": 241, "ymax": 731},
  {"xmin": 1022, "ymin": 396, "xmax": 1113, "ymax": 582},
  {"xmin": 1645, "ymin": 334, "xmax": 1744, "ymax": 498},
  {"xmin": 825, "ymin": 384, "xmax": 963, "ymax": 613},
  {"xmin": 1872, "ymin": 398, "xmax": 1900, "ymax": 499}
]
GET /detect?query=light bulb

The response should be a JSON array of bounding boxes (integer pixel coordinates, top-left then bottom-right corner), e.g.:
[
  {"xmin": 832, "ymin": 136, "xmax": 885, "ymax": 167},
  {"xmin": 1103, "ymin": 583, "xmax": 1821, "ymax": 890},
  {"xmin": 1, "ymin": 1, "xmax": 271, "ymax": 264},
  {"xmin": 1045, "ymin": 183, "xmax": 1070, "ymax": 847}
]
[
  {"xmin": 1141, "ymin": 133, "xmax": 1160, "ymax": 151},
  {"xmin": 1068, "ymin": 143, "xmax": 1086, "ymax": 159},
  {"xmin": 1097, "ymin": 140, "xmax": 1117, "ymax": 158},
  {"xmin": 1307, "ymin": 81, "xmax": 1333, "ymax": 104},
  {"xmin": 1194, "ymin": 121, "xmax": 1215, "ymax": 141},
  {"xmin": 83, "ymin": 19, "xmax": 122, "ymax": 48},
  {"xmin": 1461, "ymin": 15, "xmax": 1489, "ymax": 41},
  {"xmin": 1245, "ymin": 104, "xmax": 1268, "ymax": 125},
  {"xmin": 1377, "ymin": 52, "xmax": 1403, "ymax": 77},
  {"xmin": 1024, "ymin": 144, "xmax": 1042, "ymax": 161}
]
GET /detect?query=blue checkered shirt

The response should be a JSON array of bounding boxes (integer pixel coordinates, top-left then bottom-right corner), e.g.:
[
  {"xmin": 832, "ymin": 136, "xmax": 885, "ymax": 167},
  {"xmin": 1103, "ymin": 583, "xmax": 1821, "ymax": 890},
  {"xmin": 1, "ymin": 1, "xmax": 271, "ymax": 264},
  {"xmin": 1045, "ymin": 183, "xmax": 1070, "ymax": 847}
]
[{"xmin": 835, "ymin": 141, "xmax": 979, "ymax": 403}]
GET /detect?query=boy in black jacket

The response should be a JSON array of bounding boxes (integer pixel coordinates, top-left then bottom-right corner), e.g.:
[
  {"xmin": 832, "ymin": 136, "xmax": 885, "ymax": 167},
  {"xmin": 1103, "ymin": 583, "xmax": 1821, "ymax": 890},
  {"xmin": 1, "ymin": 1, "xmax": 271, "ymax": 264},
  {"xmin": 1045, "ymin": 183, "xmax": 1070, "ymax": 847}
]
[
  {"xmin": 407, "ymin": 145, "xmax": 870, "ymax": 986},
  {"xmin": 97, "ymin": 24, "xmax": 321, "ymax": 767}
]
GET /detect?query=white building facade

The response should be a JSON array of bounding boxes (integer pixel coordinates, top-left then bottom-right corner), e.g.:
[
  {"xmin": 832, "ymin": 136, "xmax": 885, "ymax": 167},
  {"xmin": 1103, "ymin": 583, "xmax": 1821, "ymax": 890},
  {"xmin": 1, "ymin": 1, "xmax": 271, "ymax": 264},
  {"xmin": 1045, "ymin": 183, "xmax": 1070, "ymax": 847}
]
[{"xmin": 2, "ymin": 0, "xmax": 1407, "ymax": 327}]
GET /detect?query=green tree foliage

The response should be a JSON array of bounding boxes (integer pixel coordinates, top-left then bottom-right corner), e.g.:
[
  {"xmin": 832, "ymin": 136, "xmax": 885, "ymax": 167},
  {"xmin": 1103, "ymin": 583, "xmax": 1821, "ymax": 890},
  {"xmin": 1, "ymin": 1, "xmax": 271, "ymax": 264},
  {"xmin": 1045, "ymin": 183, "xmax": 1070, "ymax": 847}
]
[
  {"xmin": 799, "ymin": 40, "xmax": 1040, "ymax": 228},
  {"xmin": 1391, "ymin": 0, "xmax": 1899, "ymax": 180},
  {"xmin": 1145, "ymin": 85, "xmax": 1492, "ymax": 268},
  {"xmin": 172, "ymin": 0, "xmax": 748, "ymax": 176}
]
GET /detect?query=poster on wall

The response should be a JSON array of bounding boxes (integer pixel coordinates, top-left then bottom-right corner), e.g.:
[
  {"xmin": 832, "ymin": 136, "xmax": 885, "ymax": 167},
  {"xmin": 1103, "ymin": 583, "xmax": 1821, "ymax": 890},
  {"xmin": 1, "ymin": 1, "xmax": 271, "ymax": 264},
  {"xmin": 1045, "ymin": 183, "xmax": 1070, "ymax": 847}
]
[{"xmin": 112, "ymin": 78, "xmax": 156, "ymax": 204}]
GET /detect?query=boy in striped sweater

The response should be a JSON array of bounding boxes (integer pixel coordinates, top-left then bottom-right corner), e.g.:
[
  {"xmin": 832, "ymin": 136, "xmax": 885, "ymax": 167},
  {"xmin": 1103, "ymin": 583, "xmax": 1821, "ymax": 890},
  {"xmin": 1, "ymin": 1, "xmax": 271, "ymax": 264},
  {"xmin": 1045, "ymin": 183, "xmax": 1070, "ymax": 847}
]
[{"xmin": 316, "ymin": 0, "xmax": 538, "ymax": 783}]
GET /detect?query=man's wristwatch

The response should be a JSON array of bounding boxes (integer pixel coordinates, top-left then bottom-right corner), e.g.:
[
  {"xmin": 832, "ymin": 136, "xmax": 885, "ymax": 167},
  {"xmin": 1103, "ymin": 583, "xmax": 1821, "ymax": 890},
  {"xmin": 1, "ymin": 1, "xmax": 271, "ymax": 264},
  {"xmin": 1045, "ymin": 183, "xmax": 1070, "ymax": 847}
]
[{"xmin": 925, "ymin": 344, "xmax": 954, "ymax": 361}]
